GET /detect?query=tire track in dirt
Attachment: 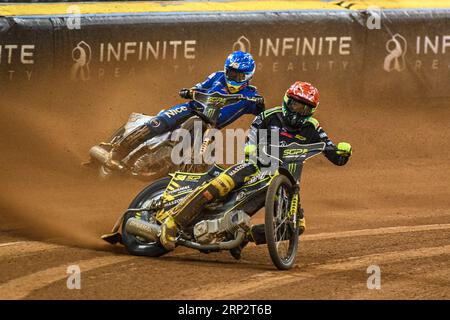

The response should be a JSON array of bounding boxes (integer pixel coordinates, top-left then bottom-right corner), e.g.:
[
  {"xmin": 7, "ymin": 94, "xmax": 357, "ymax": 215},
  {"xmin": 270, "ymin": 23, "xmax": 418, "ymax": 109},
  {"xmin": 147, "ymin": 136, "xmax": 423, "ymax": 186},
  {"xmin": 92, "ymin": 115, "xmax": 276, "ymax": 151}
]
[
  {"xmin": 0, "ymin": 242, "xmax": 209, "ymax": 299},
  {"xmin": 0, "ymin": 255, "xmax": 134, "ymax": 300},
  {"xmin": 0, "ymin": 241, "xmax": 63, "ymax": 258},
  {"xmin": 181, "ymin": 245, "xmax": 450, "ymax": 299},
  {"xmin": 301, "ymin": 223, "xmax": 450, "ymax": 241},
  {"xmin": 2, "ymin": 222, "xmax": 449, "ymax": 299},
  {"xmin": 1, "ymin": 223, "xmax": 448, "ymax": 258}
]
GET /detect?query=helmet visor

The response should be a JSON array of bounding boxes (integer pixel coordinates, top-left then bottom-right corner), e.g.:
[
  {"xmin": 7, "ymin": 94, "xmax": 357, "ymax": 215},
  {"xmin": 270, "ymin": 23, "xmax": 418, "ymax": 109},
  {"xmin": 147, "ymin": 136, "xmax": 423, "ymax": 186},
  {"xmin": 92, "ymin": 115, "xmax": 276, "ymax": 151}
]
[
  {"xmin": 287, "ymin": 99, "xmax": 314, "ymax": 117},
  {"xmin": 225, "ymin": 68, "xmax": 251, "ymax": 84}
]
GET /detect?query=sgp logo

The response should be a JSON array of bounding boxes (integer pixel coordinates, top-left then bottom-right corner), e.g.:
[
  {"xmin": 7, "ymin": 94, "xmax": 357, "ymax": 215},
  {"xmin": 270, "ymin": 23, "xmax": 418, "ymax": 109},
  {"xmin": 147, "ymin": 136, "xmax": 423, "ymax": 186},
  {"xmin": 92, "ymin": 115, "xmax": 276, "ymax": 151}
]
[{"xmin": 384, "ymin": 33, "xmax": 407, "ymax": 72}]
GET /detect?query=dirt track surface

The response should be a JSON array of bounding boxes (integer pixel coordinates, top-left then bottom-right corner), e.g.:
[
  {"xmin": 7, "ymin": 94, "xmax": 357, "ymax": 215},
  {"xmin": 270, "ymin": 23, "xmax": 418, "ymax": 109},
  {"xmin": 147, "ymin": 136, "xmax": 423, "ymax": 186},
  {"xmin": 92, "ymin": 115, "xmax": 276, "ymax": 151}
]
[{"xmin": 1, "ymin": 79, "xmax": 450, "ymax": 299}]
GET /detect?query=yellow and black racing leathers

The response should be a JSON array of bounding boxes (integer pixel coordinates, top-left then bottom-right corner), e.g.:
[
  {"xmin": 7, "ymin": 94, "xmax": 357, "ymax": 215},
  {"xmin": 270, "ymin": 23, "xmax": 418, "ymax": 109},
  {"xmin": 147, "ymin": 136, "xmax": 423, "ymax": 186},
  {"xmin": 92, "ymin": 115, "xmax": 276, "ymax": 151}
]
[
  {"xmin": 159, "ymin": 107, "xmax": 352, "ymax": 252},
  {"xmin": 246, "ymin": 106, "xmax": 350, "ymax": 167}
]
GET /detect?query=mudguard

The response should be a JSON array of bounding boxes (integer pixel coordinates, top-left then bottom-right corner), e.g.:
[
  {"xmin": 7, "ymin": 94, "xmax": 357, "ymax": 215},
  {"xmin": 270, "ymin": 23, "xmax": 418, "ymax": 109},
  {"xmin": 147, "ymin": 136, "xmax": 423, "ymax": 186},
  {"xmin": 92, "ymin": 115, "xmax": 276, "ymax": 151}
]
[{"xmin": 277, "ymin": 167, "xmax": 297, "ymax": 185}]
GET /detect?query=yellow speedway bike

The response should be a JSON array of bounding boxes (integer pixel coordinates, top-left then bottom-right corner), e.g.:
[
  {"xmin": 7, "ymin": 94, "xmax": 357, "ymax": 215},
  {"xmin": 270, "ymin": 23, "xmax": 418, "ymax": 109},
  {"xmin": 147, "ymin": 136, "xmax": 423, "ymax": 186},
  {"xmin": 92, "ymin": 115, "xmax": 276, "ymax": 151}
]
[{"xmin": 102, "ymin": 142, "xmax": 330, "ymax": 270}]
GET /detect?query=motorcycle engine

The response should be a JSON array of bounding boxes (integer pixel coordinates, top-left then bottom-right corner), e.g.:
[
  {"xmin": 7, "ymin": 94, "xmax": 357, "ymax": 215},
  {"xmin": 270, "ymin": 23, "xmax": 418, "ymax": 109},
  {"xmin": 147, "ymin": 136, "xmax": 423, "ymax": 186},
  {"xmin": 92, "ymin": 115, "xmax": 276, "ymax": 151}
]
[{"xmin": 193, "ymin": 210, "xmax": 251, "ymax": 244}]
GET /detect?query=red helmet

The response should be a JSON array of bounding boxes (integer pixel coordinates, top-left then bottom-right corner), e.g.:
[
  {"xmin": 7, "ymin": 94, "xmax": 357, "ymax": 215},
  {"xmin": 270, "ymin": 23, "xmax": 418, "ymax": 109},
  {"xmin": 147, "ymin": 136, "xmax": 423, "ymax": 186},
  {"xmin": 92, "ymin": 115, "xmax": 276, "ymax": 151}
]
[{"xmin": 282, "ymin": 81, "xmax": 320, "ymax": 127}]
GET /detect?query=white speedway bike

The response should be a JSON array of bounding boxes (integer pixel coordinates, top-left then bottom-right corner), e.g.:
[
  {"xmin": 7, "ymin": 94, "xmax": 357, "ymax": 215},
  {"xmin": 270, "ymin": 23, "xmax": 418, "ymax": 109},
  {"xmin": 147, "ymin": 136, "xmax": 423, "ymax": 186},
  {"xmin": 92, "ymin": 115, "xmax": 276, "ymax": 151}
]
[{"xmin": 87, "ymin": 90, "xmax": 259, "ymax": 180}]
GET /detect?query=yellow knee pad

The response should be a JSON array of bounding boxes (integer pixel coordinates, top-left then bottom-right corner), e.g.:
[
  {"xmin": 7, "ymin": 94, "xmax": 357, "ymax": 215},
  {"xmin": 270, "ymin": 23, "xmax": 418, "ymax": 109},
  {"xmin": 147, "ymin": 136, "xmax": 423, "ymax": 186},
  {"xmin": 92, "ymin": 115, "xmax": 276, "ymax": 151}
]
[{"xmin": 210, "ymin": 173, "xmax": 235, "ymax": 197}]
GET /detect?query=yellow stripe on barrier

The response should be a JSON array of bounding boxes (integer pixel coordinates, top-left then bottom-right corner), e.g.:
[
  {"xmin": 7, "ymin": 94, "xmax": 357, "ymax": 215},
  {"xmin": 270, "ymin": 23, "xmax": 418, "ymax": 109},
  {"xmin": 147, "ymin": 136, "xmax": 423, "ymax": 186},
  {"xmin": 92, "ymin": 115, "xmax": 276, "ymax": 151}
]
[
  {"xmin": 0, "ymin": 1, "xmax": 335, "ymax": 16},
  {"xmin": 0, "ymin": 0, "xmax": 449, "ymax": 17},
  {"xmin": 331, "ymin": 0, "xmax": 450, "ymax": 10}
]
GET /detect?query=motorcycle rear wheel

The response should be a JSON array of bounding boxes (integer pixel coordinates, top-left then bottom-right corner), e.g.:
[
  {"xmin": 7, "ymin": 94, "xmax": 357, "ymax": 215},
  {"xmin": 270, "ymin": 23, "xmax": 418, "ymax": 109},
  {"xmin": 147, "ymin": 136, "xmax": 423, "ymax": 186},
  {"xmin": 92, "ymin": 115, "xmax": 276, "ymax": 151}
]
[
  {"xmin": 265, "ymin": 175, "xmax": 299, "ymax": 270},
  {"xmin": 121, "ymin": 177, "xmax": 170, "ymax": 257}
]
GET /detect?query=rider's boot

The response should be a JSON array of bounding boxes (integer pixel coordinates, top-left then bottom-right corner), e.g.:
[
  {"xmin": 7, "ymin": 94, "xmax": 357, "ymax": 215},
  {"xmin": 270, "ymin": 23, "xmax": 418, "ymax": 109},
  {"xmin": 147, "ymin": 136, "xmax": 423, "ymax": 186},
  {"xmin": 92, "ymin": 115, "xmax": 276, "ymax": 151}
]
[
  {"xmin": 160, "ymin": 173, "xmax": 235, "ymax": 251},
  {"xmin": 229, "ymin": 224, "xmax": 266, "ymax": 260},
  {"xmin": 229, "ymin": 212, "xmax": 307, "ymax": 259},
  {"xmin": 110, "ymin": 124, "xmax": 152, "ymax": 164},
  {"xmin": 229, "ymin": 239, "xmax": 248, "ymax": 260}
]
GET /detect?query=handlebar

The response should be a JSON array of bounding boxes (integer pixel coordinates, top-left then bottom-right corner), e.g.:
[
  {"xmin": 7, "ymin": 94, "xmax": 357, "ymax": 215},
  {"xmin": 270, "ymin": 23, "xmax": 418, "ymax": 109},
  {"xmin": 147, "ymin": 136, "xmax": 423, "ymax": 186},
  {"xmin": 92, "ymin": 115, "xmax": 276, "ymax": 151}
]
[
  {"xmin": 188, "ymin": 89, "xmax": 259, "ymax": 126},
  {"xmin": 189, "ymin": 88, "xmax": 256, "ymax": 101},
  {"xmin": 324, "ymin": 145, "xmax": 338, "ymax": 152},
  {"xmin": 258, "ymin": 142, "xmax": 337, "ymax": 165},
  {"xmin": 240, "ymin": 96, "xmax": 259, "ymax": 103}
]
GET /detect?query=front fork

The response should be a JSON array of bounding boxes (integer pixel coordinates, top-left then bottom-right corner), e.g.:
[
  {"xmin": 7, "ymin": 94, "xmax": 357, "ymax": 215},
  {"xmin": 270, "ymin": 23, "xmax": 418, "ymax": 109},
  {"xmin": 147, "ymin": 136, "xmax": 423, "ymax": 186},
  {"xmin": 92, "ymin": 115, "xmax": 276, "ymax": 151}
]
[{"xmin": 289, "ymin": 184, "xmax": 302, "ymax": 227}]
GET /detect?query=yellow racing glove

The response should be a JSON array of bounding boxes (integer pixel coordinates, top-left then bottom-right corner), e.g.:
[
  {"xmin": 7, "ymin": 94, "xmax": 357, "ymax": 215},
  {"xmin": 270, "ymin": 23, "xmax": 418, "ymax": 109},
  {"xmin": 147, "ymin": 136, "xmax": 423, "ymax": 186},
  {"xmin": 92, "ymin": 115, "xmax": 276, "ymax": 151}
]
[{"xmin": 336, "ymin": 142, "xmax": 352, "ymax": 157}]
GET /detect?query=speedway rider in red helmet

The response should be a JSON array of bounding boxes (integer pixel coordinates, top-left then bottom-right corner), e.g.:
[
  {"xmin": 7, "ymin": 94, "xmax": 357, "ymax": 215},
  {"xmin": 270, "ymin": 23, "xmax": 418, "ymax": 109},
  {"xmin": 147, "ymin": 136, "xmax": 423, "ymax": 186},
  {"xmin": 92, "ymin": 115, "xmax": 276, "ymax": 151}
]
[{"xmin": 158, "ymin": 81, "xmax": 352, "ymax": 259}]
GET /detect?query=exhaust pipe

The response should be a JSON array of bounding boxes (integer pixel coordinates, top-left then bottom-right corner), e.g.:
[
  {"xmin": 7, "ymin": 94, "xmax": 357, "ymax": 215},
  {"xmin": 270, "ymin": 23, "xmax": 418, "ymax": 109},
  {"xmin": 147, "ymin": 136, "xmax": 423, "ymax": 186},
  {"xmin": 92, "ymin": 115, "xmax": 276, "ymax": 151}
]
[
  {"xmin": 89, "ymin": 145, "xmax": 111, "ymax": 164},
  {"xmin": 125, "ymin": 218, "xmax": 161, "ymax": 242},
  {"xmin": 90, "ymin": 145, "xmax": 124, "ymax": 171},
  {"xmin": 176, "ymin": 229, "xmax": 246, "ymax": 251}
]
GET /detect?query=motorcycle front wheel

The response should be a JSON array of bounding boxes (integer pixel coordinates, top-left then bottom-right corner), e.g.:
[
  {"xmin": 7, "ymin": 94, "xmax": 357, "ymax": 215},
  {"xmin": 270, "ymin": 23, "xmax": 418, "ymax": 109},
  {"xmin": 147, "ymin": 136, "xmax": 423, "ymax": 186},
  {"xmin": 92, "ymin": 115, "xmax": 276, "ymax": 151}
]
[
  {"xmin": 264, "ymin": 174, "xmax": 299, "ymax": 270},
  {"xmin": 121, "ymin": 177, "xmax": 170, "ymax": 257}
]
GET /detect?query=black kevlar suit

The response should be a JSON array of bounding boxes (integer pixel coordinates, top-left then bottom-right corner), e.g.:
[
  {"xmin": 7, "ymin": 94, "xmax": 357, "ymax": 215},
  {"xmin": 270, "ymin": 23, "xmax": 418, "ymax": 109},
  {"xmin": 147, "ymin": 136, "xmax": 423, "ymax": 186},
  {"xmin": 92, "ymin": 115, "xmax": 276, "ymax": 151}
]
[{"xmin": 159, "ymin": 107, "xmax": 351, "ymax": 253}]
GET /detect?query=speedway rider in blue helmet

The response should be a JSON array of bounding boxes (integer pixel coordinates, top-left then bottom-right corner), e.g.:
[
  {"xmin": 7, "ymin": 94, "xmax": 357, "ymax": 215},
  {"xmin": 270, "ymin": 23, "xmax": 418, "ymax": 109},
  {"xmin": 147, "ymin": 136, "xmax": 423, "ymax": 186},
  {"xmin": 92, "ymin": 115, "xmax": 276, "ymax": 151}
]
[{"xmin": 112, "ymin": 51, "xmax": 265, "ymax": 162}]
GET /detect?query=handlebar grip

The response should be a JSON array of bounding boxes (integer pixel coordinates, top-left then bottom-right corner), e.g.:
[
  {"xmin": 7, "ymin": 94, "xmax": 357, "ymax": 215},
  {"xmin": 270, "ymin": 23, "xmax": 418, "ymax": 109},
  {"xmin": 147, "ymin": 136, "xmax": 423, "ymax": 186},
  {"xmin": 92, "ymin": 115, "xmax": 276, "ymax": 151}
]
[{"xmin": 324, "ymin": 146, "xmax": 338, "ymax": 152}]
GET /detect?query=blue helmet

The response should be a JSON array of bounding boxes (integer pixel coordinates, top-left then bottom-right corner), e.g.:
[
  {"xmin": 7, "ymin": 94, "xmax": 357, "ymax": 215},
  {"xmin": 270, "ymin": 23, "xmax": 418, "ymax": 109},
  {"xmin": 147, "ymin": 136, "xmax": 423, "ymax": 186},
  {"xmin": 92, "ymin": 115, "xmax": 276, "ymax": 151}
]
[{"xmin": 224, "ymin": 51, "xmax": 255, "ymax": 93}]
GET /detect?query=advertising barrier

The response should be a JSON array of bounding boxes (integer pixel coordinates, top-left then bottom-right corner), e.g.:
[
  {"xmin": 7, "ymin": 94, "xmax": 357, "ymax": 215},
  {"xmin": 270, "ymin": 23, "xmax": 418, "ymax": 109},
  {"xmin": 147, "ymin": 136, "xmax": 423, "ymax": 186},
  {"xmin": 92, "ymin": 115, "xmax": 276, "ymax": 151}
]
[
  {"xmin": 363, "ymin": 10, "xmax": 450, "ymax": 99},
  {"xmin": 0, "ymin": 4, "xmax": 449, "ymax": 104}
]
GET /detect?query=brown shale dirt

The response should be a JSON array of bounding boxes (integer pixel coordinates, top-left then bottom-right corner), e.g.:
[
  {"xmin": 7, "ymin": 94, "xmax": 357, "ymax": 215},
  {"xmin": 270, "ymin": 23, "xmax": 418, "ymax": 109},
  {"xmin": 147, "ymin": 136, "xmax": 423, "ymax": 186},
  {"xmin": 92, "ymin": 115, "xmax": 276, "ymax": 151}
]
[{"xmin": 0, "ymin": 75, "xmax": 449, "ymax": 299}]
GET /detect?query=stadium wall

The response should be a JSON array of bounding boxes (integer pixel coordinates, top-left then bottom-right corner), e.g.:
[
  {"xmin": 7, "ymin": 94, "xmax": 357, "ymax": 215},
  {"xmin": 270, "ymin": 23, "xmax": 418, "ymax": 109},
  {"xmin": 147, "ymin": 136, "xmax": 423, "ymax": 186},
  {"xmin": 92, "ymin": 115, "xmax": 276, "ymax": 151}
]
[{"xmin": 1, "ymin": 4, "xmax": 449, "ymax": 107}]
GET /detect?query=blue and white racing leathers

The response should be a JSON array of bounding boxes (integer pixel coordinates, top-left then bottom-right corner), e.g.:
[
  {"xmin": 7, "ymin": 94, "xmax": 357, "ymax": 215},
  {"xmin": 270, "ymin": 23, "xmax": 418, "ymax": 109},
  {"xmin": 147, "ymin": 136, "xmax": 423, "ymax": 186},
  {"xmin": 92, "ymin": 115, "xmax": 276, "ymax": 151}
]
[{"xmin": 146, "ymin": 71, "xmax": 263, "ymax": 134}]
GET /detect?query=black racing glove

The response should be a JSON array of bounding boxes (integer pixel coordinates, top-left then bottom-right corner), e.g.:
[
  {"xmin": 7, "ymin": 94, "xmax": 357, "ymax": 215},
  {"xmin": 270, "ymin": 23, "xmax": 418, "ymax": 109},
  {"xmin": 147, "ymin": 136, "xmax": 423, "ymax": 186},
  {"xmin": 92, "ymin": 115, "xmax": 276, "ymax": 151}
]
[
  {"xmin": 254, "ymin": 95, "xmax": 265, "ymax": 106},
  {"xmin": 253, "ymin": 95, "xmax": 265, "ymax": 113},
  {"xmin": 179, "ymin": 88, "xmax": 193, "ymax": 99}
]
